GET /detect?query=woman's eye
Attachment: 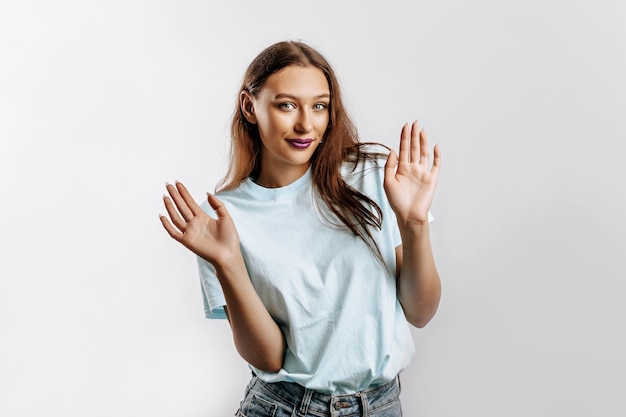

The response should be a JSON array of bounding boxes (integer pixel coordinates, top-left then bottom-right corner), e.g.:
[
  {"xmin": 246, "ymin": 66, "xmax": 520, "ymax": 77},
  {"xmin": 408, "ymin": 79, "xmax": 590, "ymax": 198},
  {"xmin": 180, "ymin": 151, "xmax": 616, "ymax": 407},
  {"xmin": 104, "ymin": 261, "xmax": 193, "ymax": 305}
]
[
  {"xmin": 278, "ymin": 102, "xmax": 296, "ymax": 110},
  {"xmin": 313, "ymin": 103, "xmax": 328, "ymax": 110}
]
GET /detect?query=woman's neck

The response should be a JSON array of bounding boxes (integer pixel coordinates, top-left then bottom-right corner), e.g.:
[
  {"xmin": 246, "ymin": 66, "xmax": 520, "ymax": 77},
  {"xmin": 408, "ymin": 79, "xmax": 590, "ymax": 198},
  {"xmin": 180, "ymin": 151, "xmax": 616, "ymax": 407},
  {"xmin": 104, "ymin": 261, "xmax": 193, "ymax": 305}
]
[{"xmin": 254, "ymin": 163, "xmax": 310, "ymax": 188}]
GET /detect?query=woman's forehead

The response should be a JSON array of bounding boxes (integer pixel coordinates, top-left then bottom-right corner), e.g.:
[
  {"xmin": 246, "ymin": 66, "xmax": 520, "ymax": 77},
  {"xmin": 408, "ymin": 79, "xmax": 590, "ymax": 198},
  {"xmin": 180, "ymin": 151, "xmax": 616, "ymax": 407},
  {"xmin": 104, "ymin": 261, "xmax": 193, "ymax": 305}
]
[{"xmin": 262, "ymin": 66, "xmax": 330, "ymax": 99}]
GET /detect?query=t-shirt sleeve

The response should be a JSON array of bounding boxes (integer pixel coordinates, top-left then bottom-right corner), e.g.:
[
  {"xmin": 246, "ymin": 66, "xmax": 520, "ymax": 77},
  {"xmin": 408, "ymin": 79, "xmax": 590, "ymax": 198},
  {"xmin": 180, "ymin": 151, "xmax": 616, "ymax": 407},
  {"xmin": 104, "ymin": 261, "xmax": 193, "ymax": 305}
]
[
  {"xmin": 196, "ymin": 199, "xmax": 228, "ymax": 320},
  {"xmin": 197, "ymin": 256, "xmax": 227, "ymax": 319}
]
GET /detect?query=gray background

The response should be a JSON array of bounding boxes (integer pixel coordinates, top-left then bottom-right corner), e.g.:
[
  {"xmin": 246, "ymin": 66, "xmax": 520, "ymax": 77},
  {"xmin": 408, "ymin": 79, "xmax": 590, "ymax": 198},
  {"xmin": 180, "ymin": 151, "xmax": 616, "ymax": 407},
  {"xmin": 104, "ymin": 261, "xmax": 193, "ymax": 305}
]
[{"xmin": 1, "ymin": 1, "xmax": 625, "ymax": 416}]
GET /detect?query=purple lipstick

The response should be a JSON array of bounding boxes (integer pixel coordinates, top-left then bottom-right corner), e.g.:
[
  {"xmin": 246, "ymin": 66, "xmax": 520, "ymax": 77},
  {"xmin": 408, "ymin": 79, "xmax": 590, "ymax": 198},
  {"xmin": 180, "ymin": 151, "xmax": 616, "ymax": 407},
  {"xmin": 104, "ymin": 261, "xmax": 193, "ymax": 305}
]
[{"xmin": 286, "ymin": 138, "xmax": 314, "ymax": 149}]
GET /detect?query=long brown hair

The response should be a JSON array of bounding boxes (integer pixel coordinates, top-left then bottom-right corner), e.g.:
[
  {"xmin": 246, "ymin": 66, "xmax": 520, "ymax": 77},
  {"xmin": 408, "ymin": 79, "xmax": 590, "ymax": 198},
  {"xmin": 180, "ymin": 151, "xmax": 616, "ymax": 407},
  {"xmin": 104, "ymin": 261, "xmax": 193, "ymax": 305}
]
[{"xmin": 218, "ymin": 40, "xmax": 387, "ymax": 262}]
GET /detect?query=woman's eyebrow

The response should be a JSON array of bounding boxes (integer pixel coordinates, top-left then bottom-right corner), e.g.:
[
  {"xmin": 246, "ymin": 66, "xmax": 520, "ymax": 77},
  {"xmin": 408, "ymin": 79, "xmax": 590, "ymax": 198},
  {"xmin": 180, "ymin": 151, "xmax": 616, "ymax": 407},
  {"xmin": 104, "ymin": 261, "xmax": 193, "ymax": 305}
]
[{"xmin": 274, "ymin": 93, "xmax": 331, "ymax": 100}]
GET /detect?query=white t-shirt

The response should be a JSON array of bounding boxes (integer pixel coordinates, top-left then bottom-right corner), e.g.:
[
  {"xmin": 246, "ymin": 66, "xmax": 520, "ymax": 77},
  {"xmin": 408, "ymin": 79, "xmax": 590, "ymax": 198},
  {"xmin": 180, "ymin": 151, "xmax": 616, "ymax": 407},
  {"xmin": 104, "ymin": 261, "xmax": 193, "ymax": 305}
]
[{"xmin": 198, "ymin": 148, "xmax": 432, "ymax": 394}]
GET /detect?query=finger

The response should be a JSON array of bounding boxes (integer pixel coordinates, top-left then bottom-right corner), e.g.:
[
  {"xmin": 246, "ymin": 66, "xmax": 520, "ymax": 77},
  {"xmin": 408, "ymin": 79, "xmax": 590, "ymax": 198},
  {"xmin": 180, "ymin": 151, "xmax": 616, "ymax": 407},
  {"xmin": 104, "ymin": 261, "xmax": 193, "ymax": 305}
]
[
  {"xmin": 399, "ymin": 123, "xmax": 410, "ymax": 165},
  {"xmin": 431, "ymin": 143, "xmax": 442, "ymax": 175},
  {"xmin": 384, "ymin": 149, "xmax": 399, "ymax": 168},
  {"xmin": 175, "ymin": 181, "xmax": 204, "ymax": 216},
  {"xmin": 163, "ymin": 194, "xmax": 187, "ymax": 231},
  {"xmin": 384, "ymin": 150, "xmax": 399, "ymax": 180},
  {"xmin": 419, "ymin": 128, "xmax": 430, "ymax": 166},
  {"xmin": 159, "ymin": 214, "xmax": 183, "ymax": 241},
  {"xmin": 410, "ymin": 120, "xmax": 421, "ymax": 163},
  {"xmin": 166, "ymin": 182, "xmax": 194, "ymax": 221},
  {"xmin": 207, "ymin": 193, "xmax": 233, "ymax": 221}
]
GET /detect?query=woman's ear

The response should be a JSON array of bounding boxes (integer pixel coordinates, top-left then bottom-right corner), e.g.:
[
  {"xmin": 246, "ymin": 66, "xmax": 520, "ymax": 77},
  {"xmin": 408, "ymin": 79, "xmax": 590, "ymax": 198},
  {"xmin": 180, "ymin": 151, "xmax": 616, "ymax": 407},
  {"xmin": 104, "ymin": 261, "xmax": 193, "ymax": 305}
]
[{"xmin": 240, "ymin": 91, "xmax": 257, "ymax": 124}]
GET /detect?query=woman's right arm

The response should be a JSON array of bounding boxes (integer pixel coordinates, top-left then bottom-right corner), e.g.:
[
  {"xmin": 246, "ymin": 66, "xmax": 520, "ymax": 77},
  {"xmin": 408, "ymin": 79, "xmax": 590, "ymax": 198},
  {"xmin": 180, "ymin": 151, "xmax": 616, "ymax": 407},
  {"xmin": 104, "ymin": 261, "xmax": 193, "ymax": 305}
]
[
  {"xmin": 214, "ymin": 255, "xmax": 285, "ymax": 372},
  {"xmin": 160, "ymin": 182, "xmax": 285, "ymax": 372}
]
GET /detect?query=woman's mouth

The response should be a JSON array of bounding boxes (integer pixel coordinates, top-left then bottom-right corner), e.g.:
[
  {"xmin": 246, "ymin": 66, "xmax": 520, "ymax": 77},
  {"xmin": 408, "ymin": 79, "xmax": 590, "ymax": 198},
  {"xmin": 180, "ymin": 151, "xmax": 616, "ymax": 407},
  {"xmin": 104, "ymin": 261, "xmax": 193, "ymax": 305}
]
[{"xmin": 286, "ymin": 139, "xmax": 314, "ymax": 149}]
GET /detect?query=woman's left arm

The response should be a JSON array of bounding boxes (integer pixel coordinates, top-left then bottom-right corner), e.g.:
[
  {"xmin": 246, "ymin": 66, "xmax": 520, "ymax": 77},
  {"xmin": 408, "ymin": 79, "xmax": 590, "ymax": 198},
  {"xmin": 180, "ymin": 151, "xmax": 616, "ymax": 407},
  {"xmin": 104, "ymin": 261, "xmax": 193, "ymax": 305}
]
[{"xmin": 384, "ymin": 120, "xmax": 442, "ymax": 328}]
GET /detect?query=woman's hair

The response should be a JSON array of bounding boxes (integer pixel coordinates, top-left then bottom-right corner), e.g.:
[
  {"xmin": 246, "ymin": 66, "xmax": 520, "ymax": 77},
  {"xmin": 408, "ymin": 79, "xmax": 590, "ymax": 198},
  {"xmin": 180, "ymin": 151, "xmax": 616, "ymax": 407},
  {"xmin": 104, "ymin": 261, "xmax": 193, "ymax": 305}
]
[{"xmin": 218, "ymin": 40, "xmax": 387, "ymax": 262}]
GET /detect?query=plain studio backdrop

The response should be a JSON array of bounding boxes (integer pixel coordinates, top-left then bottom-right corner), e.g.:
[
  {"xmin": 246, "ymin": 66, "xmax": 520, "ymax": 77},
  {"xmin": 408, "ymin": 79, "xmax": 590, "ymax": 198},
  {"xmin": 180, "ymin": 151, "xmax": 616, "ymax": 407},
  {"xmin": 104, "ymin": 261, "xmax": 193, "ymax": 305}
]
[{"xmin": 1, "ymin": 1, "xmax": 625, "ymax": 416}]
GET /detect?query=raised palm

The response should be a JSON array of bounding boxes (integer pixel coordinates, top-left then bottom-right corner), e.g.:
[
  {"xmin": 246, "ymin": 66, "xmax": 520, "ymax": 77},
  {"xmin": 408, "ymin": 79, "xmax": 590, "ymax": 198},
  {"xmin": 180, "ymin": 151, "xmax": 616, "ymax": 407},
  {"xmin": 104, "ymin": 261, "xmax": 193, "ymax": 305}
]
[
  {"xmin": 383, "ymin": 121, "xmax": 441, "ymax": 226},
  {"xmin": 160, "ymin": 182, "xmax": 240, "ymax": 266}
]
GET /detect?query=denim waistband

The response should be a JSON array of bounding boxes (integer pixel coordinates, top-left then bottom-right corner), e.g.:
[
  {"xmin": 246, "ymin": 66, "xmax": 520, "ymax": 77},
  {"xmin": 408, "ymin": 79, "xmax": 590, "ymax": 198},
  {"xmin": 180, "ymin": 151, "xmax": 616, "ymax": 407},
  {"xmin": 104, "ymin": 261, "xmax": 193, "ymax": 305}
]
[{"xmin": 247, "ymin": 373, "xmax": 401, "ymax": 416}]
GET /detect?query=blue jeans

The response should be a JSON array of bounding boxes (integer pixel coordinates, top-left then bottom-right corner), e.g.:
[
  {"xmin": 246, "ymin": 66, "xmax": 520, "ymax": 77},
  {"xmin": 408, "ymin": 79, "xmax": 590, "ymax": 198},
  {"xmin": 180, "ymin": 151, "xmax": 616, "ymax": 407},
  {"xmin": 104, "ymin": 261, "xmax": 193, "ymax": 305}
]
[{"xmin": 235, "ymin": 374, "xmax": 402, "ymax": 417}]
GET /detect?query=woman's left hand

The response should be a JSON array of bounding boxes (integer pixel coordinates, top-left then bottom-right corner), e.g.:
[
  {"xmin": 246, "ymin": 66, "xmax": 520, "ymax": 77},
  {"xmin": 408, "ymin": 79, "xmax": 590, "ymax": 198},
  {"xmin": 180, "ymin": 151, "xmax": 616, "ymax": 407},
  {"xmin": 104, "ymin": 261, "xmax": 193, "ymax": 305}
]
[{"xmin": 384, "ymin": 120, "xmax": 441, "ymax": 227}]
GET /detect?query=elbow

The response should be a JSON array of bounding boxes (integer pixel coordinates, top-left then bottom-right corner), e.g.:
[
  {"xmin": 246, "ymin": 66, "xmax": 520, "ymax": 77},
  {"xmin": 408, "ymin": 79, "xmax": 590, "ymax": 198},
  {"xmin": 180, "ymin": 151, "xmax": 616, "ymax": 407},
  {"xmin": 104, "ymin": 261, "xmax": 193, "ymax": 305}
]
[
  {"xmin": 251, "ymin": 356, "xmax": 283, "ymax": 373},
  {"xmin": 235, "ymin": 341, "xmax": 285, "ymax": 373},
  {"xmin": 407, "ymin": 314, "xmax": 435, "ymax": 328},
  {"xmin": 257, "ymin": 364, "xmax": 283, "ymax": 373},
  {"xmin": 403, "ymin": 303, "xmax": 439, "ymax": 328},
  {"xmin": 399, "ymin": 282, "xmax": 442, "ymax": 328}
]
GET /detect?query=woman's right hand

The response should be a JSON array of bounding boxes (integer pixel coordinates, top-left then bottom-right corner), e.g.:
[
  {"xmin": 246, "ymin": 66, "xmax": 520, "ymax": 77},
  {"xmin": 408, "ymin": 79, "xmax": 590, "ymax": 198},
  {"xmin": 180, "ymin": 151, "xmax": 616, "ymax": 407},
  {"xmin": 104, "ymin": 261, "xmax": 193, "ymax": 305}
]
[{"xmin": 160, "ymin": 182, "xmax": 240, "ymax": 267}]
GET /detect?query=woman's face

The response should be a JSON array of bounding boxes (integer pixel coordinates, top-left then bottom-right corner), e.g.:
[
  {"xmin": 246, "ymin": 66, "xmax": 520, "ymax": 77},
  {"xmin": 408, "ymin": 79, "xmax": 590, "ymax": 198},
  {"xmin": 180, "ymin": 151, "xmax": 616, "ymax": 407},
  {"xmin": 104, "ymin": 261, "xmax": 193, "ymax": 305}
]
[{"xmin": 244, "ymin": 65, "xmax": 330, "ymax": 187}]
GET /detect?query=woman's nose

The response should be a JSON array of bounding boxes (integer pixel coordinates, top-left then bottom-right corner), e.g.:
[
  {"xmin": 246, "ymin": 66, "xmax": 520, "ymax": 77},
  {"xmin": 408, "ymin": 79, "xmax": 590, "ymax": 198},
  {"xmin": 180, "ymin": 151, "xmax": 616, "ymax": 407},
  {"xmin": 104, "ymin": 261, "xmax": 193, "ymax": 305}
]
[{"xmin": 294, "ymin": 109, "xmax": 313, "ymax": 133}]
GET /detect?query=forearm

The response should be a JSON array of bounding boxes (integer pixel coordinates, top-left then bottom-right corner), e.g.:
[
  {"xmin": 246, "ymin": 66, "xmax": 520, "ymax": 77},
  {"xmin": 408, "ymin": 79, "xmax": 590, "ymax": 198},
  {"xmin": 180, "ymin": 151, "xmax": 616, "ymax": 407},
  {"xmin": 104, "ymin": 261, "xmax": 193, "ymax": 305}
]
[
  {"xmin": 397, "ymin": 222, "xmax": 441, "ymax": 328},
  {"xmin": 214, "ymin": 256, "xmax": 285, "ymax": 372}
]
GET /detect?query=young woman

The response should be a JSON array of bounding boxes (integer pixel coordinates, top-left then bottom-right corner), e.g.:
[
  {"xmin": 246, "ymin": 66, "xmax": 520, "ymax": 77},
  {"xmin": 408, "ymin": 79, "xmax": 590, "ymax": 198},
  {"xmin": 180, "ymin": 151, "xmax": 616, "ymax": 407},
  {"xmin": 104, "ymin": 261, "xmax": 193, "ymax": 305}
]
[{"xmin": 160, "ymin": 40, "xmax": 441, "ymax": 416}]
